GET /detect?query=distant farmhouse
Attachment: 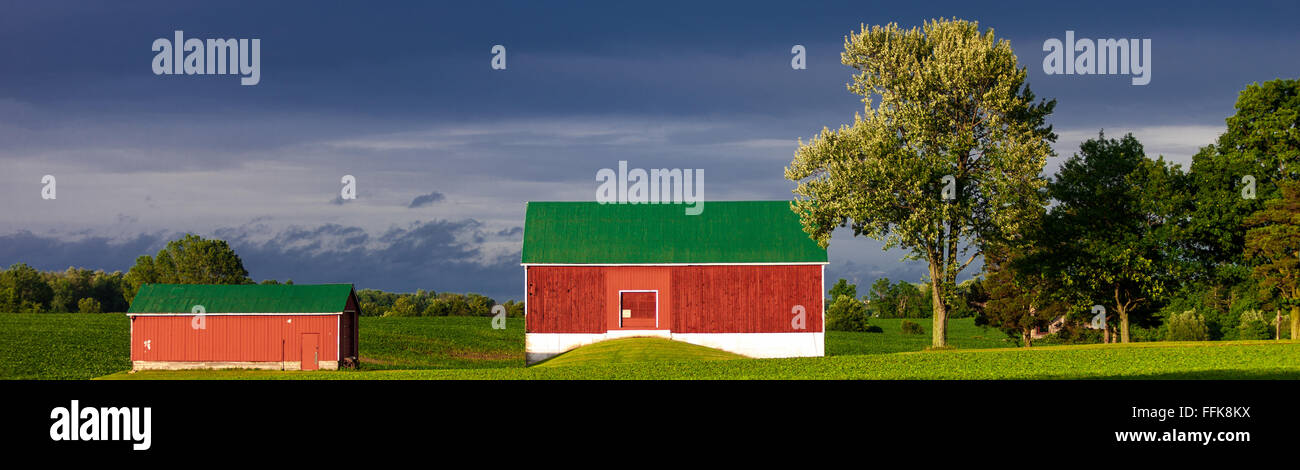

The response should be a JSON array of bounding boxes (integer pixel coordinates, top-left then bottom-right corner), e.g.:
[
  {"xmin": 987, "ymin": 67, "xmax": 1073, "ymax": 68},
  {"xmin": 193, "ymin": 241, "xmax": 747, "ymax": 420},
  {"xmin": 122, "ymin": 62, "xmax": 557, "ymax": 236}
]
[
  {"xmin": 127, "ymin": 284, "xmax": 360, "ymax": 371},
  {"xmin": 521, "ymin": 201, "xmax": 828, "ymax": 363}
]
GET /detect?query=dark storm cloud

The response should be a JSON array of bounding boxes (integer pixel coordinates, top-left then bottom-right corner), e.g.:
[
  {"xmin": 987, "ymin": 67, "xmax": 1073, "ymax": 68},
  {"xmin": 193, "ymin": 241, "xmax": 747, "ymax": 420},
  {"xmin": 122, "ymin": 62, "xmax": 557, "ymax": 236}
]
[
  {"xmin": 3, "ymin": 1, "xmax": 1292, "ymax": 177},
  {"xmin": 227, "ymin": 220, "xmax": 520, "ymax": 300},
  {"xmin": 407, "ymin": 191, "xmax": 445, "ymax": 208},
  {"xmin": 8, "ymin": 1, "xmax": 1292, "ymax": 126},
  {"xmin": 4, "ymin": 0, "xmax": 1290, "ymax": 182},
  {"xmin": 1, "ymin": 220, "xmax": 522, "ymax": 300},
  {"xmin": 0, "ymin": 231, "xmax": 168, "ymax": 272}
]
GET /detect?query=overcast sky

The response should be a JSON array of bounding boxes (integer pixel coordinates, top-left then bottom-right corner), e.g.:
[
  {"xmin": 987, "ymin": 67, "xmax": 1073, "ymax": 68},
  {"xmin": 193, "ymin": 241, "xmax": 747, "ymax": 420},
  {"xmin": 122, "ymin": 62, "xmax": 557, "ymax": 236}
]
[{"xmin": 2, "ymin": 1, "xmax": 1298, "ymax": 300}]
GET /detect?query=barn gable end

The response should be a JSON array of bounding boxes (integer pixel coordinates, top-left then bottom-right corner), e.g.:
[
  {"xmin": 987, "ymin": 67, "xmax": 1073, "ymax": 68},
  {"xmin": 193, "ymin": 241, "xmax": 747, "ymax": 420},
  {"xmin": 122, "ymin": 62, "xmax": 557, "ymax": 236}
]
[{"xmin": 522, "ymin": 201, "xmax": 828, "ymax": 364}]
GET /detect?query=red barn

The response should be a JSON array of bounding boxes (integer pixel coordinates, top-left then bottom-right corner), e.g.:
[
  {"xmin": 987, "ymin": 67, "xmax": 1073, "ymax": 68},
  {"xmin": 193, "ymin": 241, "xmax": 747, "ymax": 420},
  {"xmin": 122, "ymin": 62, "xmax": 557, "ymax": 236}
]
[
  {"xmin": 126, "ymin": 284, "xmax": 360, "ymax": 371},
  {"xmin": 522, "ymin": 201, "xmax": 828, "ymax": 363}
]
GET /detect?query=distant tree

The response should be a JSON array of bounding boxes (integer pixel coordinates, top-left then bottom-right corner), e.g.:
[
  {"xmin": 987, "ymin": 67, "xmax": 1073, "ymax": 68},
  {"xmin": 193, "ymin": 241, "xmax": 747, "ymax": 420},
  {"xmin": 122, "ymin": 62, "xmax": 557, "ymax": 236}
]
[
  {"xmin": 123, "ymin": 256, "xmax": 158, "ymax": 303},
  {"xmin": 48, "ymin": 267, "xmax": 96, "ymax": 312},
  {"xmin": 357, "ymin": 289, "xmax": 402, "ymax": 317},
  {"xmin": 413, "ymin": 290, "xmax": 433, "ymax": 313},
  {"xmin": 826, "ymin": 295, "xmax": 877, "ymax": 332},
  {"xmin": 465, "ymin": 293, "xmax": 496, "ymax": 316},
  {"xmin": 945, "ymin": 280, "xmax": 982, "ymax": 319},
  {"xmin": 1187, "ymin": 79, "xmax": 1300, "ymax": 274},
  {"xmin": 893, "ymin": 282, "xmax": 929, "ymax": 318},
  {"xmin": 1165, "ymin": 81, "xmax": 1300, "ymax": 340},
  {"xmin": 1165, "ymin": 310, "xmax": 1209, "ymax": 341},
  {"xmin": 425, "ymin": 293, "xmax": 472, "ymax": 316},
  {"xmin": 1244, "ymin": 181, "xmax": 1300, "ymax": 340},
  {"xmin": 444, "ymin": 294, "xmax": 472, "ymax": 316},
  {"xmin": 0, "ymin": 263, "xmax": 54, "ymax": 313},
  {"xmin": 384, "ymin": 295, "xmax": 423, "ymax": 317},
  {"xmin": 828, "ymin": 279, "xmax": 858, "ymax": 302},
  {"xmin": 787, "ymin": 18, "xmax": 1057, "ymax": 347},
  {"xmin": 125, "ymin": 234, "xmax": 251, "ymax": 302},
  {"xmin": 91, "ymin": 270, "xmax": 129, "ymax": 312},
  {"xmin": 868, "ymin": 280, "xmax": 931, "ymax": 318},
  {"xmin": 975, "ymin": 246, "xmax": 1067, "ymax": 347},
  {"xmin": 1236, "ymin": 310, "xmax": 1271, "ymax": 340},
  {"xmin": 867, "ymin": 278, "xmax": 891, "ymax": 305},
  {"xmin": 77, "ymin": 297, "xmax": 102, "ymax": 314},
  {"xmin": 1041, "ymin": 132, "xmax": 1177, "ymax": 342},
  {"xmin": 5, "ymin": 267, "xmax": 127, "ymax": 313},
  {"xmin": 501, "ymin": 299, "xmax": 525, "ymax": 318}
]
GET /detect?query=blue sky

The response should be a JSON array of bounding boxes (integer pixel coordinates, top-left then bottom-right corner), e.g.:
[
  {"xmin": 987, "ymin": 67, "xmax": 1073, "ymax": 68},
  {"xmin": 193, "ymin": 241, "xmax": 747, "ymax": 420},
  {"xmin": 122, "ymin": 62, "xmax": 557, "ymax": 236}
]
[{"xmin": 2, "ymin": 1, "xmax": 1298, "ymax": 300}]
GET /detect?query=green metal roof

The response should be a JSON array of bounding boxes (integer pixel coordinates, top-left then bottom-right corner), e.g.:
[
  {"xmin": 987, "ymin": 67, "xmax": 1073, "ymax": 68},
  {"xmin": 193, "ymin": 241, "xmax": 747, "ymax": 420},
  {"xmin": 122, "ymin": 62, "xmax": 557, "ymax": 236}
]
[
  {"xmin": 128, "ymin": 284, "xmax": 355, "ymax": 314},
  {"xmin": 521, "ymin": 201, "xmax": 828, "ymax": 264}
]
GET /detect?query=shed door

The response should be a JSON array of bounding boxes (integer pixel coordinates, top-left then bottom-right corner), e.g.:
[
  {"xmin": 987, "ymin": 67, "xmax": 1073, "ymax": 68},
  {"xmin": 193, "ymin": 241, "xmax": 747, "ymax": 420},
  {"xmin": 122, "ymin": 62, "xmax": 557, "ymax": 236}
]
[
  {"xmin": 620, "ymin": 291, "xmax": 658, "ymax": 329},
  {"xmin": 301, "ymin": 333, "xmax": 320, "ymax": 371}
]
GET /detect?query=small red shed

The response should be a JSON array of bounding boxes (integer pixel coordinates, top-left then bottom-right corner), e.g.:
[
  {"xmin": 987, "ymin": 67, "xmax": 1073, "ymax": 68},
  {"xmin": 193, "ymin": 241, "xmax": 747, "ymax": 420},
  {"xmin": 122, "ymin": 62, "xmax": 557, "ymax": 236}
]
[
  {"xmin": 522, "ymin": 201, "xmax": 828, "ymax": 363},
  {"xmin": 126, "ymin": 284, "xmax": 360, "ymax": 371}
]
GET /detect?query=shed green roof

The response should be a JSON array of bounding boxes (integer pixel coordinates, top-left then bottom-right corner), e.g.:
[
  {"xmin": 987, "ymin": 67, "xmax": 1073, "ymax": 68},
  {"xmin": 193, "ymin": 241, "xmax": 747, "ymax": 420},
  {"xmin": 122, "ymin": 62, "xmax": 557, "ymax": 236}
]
[
  {"xmin": 521, "ymin": 201, "xmax": 828, "ymax": 264},
  {"xmin": 127, "ymin": 284, "xmax": 355, "ymax": 314}
]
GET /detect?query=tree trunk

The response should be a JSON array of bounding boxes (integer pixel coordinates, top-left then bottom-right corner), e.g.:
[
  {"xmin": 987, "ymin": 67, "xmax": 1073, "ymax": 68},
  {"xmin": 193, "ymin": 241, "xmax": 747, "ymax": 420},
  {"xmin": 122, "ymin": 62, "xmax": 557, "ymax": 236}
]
[
  {"xmin": 1022, "ymin": 328, "xmax": 1033, "ymax": 348},
  {"xmin": 1118, "ymin": 306, "xmax": 1130, "ymax": 343},
  {"xmin": 1276, "ymin": 309, "xmax": 1282, "ymax": 341},
  {"xmin": 1113, "ymin": 287, "xmax": 1131, "ymax": 344},
  {"xmin": 931, "ymin": 293, "xmax": 948, "ymax": 348},
  {"xmin": 1292, "ymin": 306, "xmax": 1298, "ymax": 341},
  {"xmin": 928, "ymin": 266, "xmax": 948, "ymax": 348}
]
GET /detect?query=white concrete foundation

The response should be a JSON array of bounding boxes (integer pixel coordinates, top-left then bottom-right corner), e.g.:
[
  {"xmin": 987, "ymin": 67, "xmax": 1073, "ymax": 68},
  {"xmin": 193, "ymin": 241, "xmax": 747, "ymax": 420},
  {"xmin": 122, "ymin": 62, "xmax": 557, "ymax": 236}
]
[
  {"xmin": 525, "ymin": 331, "xmax": 824, "ymax": 364},
  {"xmin": 131, "ymin": 361, "xmax": 340, "ymax": 371}
]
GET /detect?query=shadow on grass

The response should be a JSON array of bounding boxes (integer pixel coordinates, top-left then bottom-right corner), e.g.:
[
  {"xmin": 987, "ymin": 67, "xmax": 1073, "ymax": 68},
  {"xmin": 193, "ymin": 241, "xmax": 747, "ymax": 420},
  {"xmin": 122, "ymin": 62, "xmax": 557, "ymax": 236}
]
[{"xmin": 1073, "ymin": 369, "xmax": 1300, "ymax": 380}]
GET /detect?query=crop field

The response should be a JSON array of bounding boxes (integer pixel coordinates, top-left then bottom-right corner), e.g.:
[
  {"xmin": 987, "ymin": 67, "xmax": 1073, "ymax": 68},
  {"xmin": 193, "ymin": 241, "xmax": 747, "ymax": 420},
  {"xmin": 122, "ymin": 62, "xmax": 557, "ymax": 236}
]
[
  {"xmin": 0, "ymin": 314, "xmax": 131, "ymax": 380},
  {"xmin": 4, "ymin": 313, "xmax": 1299, "ymax": 380}
]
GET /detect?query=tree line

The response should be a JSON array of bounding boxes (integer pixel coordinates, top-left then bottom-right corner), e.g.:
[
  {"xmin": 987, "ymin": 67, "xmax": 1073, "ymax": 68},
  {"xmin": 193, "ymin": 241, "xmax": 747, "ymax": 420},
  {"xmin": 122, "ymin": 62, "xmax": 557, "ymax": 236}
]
[
  {"xmin": 354, "ymin": 289, "xmax": 522, "ymax": 318},
  {"xmin": 790, "ymin": 18, "xmax": 1300, "ymax": 347},
  {"xmin": 0, "ymin": 233, "xmax": 522, "ymax": 317},
  {"xmin": 825, "ymin": 277, "xmax": 980, "ymax": 333}
]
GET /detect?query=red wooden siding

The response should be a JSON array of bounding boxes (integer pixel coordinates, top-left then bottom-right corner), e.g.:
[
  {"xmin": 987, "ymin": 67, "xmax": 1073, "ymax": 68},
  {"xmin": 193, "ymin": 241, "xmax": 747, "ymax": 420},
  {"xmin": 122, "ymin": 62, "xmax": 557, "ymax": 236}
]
[
  {"xmin": 526, "ymin": 265, "xmax": 822, "ymax": 334},
  {"xmin": 671, "ymin": 265, "xmax": 822, "ymax": 333},
  {"xmin": 526, "ymin": 267, "xmax": 606, "ymax": 333},
  {"xmin": 130, "ymin": 315, "xmax": 340, "ymax": 363}
]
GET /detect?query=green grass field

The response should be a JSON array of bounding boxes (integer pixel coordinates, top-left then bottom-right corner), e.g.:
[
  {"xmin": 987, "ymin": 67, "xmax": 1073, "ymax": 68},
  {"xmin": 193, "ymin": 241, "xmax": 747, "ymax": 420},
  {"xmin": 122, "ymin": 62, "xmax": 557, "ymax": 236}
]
[
  {"xmin": 534, "ymin": 337, "xmax": 745, "ymax": 367},
  {"xmin": 103, "ymin": 340, "xmax": 1300, "ymax": 380},
  {"xmin": 4, "ymin": 313, "xmax": 1298, "ymax": 380},
  {"xmin": 827, "ymin": 317, "xmax": 1016, "ymax": 355}
]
